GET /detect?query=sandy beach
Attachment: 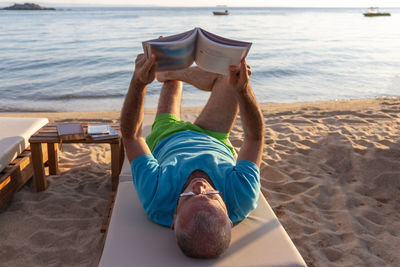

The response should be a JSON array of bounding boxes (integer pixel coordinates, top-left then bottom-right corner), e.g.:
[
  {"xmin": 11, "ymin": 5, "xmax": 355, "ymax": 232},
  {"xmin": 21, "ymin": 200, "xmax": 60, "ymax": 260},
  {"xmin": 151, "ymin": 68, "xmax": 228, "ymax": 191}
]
[{"xmin": 1, "ymin": 97, "xmax": 400, "ymax": 266}]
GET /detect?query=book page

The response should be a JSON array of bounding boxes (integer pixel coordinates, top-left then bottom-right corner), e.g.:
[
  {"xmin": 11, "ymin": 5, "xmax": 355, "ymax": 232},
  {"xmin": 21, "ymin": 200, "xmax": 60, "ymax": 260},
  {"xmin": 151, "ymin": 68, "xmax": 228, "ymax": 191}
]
[
  {"xmin": 194, "ymin": 29, "xmax": 251, "ymax": 75},
  {"xmin": 200, "ymin": 28, "xmax": 252, "ymax": 48},
  {"xmin": 142, "ymin": 29, "xmax": 198, "ymax": 71}
]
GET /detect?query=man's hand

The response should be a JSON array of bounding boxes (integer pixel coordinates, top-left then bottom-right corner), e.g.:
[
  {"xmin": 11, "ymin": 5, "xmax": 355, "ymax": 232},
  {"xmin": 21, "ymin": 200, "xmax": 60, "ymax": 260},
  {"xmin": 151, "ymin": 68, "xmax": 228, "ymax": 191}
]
[
  {"xmin": 133, "ymin": 53, "xmax": 156, "ymax": 85},
  {"xmin": 229, "ymin": 58, "xmax": 252, "ymax": 92}
]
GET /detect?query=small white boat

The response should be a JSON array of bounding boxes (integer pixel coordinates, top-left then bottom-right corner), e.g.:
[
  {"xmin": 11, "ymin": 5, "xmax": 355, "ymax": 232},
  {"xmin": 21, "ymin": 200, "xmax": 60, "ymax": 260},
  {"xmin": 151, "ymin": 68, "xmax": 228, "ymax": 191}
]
[{"xmin": 363, "ymin": 7, "xmax": 391, "ymax": 17}]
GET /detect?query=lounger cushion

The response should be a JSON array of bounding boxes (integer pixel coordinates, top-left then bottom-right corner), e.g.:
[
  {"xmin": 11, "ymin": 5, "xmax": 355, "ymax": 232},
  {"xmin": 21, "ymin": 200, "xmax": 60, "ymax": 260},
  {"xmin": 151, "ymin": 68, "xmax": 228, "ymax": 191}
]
[
  {"xmin": 99, "ymin": 174, "xmax": 306, "ymax": 267},
  {"xmin": 0, "ymin": 117, "xmax": 48, "ymax": 173}
]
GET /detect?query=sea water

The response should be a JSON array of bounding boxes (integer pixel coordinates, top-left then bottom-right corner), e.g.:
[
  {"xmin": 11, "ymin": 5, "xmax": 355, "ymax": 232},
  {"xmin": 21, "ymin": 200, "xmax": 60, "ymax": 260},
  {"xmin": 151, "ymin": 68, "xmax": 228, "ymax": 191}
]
[{"xmin": 0, "ymin": 7, "xmax": 399, "ymax": 112}]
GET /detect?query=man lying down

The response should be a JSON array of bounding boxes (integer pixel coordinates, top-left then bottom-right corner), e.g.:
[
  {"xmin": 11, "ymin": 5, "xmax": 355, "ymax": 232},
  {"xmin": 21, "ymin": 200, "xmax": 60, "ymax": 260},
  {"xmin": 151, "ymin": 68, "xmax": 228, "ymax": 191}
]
[{"xmin": 120, "ymin": 53, "xmax": 265, "ymax": 258}]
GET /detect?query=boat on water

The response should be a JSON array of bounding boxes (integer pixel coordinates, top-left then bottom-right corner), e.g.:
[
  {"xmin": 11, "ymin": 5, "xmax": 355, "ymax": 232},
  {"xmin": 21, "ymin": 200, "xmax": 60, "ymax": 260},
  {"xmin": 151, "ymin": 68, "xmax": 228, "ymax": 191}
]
[
  {"xmin": 363, "ymin": 7, "xmax": 391, "ymax": 17},
  {"xmin": 213, "ymin": 10, "xmax": 229, "ymax": 15}
]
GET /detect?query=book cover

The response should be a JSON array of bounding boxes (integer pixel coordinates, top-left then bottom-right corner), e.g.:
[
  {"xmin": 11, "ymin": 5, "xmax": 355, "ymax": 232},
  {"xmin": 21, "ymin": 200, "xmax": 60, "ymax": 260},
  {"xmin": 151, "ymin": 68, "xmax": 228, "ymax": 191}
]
[{"xmin": 56, "ymin": 123, "xmax": 85, "ymax": 141}]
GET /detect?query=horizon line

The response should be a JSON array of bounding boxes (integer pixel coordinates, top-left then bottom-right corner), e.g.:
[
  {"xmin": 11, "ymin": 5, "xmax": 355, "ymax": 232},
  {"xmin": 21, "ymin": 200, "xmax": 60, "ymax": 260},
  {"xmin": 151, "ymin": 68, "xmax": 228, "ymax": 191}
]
[{"xmin": 1, "ymin": 4, "xmax": 399, "ymax": 8}]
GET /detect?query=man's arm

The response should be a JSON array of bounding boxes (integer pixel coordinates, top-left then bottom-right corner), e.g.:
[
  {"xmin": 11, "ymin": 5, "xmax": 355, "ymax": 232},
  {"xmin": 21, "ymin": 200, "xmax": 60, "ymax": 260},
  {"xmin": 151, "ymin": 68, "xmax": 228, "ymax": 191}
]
[
  {"xmin": 121, "ymin": 54, "xmax": 156, "ymax": 162},
  {"xmin": 229, "ymin": 59, "xmax": 265, "ymax": 167}
]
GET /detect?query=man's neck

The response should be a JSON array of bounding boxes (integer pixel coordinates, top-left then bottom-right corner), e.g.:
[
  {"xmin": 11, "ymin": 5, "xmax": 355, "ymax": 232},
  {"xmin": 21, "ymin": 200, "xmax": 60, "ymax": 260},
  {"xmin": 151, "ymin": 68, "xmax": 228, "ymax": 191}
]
[{"xmin": 180, "ymin": 170, "xmax": 215, "ymax": 193}]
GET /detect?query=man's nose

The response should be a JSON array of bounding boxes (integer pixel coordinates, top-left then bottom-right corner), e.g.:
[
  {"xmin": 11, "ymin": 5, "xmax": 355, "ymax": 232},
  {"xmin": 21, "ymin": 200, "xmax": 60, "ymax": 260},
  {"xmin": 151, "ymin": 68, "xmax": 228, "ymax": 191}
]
[{"xmin": 192, "ymin": 181, "xmax": 207, "ymax": 194}]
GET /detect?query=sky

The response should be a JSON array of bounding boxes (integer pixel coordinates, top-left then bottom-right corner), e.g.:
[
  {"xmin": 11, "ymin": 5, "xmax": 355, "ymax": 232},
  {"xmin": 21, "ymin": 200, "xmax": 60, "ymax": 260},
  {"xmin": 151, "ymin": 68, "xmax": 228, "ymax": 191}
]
[{"xmin": 5, "ymin": 0, "xmax": 400, "ymax": 7}]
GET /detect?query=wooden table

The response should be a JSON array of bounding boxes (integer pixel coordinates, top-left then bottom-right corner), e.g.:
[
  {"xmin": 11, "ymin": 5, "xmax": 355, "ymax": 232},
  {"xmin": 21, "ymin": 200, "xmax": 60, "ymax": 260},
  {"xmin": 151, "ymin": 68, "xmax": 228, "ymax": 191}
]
[{"xmin": 29, "ymin": 123, "xmax": 124, "ymax": 192}]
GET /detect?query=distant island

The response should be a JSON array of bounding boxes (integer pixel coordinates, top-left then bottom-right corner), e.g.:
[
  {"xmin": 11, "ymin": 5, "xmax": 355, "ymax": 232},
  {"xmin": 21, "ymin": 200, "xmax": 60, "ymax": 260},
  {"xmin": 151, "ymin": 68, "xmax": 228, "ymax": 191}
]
[{"xmin": 3, "ymin": 3, "xmax": 55, "ymax": 10}]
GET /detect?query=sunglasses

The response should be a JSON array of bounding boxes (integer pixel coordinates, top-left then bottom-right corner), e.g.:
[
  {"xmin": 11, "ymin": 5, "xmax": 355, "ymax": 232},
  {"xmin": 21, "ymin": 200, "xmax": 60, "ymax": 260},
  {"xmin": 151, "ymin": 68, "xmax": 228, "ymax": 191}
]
[{"xmin": 179, "ymin": 190, "xmax": 222, "ymax": 198}]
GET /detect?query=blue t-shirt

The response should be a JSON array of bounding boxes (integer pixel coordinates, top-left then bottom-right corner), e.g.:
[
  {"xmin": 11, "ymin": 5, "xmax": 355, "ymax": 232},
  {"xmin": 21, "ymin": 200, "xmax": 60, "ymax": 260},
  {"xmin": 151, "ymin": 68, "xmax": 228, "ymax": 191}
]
[{"xmin": 130, "ymin": 130, "xmax": 260, "ymax": 227}]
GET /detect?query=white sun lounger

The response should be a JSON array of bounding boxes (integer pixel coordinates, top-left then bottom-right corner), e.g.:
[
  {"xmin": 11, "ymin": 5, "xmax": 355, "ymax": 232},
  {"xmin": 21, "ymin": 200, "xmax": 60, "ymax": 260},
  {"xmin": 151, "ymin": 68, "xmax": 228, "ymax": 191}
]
[
  {"xmin": 0, "ymin": 117, "xmax": 48, "ymax": 207},
  {"xmin": 99, "ymin": 115, "xmax": 306, "ymax": 267}
]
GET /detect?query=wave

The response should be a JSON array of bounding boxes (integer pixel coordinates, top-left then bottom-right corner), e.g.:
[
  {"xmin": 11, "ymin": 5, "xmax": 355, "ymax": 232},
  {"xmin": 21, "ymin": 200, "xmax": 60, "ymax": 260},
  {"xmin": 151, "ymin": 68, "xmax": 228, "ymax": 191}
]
[
  {"xmin": 1, "ymin": 68, "xmax": 131, "ymax": 98},
  {"xmin": 1, "ymin": 59, "xmax": 77, "ymax": 73},
  {"xmin": 1, "ymin": 56, "xmax": 123, "ymax": 73},
  {"xmin": 254, "ymin": 68, "xmax": 305, "ymax": 78},
  {"xmin": 0, "ymin": 107, "xmax": 56, "ymax": 113},
  {"xmin": 42, "ymin": 93, "xmax": 125, "ymax": 101}
]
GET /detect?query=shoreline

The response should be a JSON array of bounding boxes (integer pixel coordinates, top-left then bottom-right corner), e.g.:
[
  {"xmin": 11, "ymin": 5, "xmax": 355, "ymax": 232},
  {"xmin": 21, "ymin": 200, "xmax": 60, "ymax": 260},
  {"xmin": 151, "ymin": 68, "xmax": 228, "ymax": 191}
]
[{"xmin": 1, "ymin": 97, "xmax": 397, "ymax": 122}]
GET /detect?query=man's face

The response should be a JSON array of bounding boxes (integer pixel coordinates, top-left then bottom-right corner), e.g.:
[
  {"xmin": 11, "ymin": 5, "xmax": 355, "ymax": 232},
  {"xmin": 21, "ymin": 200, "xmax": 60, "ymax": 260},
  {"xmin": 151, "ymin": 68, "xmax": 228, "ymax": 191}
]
[{"xmin": 173, "ymin": 178, "xmax": 230, "ymax": 228}]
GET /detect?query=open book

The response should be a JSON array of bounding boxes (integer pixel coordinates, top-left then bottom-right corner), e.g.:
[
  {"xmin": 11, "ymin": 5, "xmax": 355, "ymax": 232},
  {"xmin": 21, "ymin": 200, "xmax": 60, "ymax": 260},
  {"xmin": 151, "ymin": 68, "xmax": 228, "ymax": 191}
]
[{"xmin": 142, "ymin": 28, "xmax": 252, "ymax": 75}]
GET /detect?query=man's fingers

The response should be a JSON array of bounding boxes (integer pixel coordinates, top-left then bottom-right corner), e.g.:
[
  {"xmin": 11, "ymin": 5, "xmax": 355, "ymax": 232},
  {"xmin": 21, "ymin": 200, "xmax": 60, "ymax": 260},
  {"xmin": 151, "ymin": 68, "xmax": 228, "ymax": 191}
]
[
  {"xmin": 149, "ymin": 55, "xmax": 156, "ymax": 74},
  {"xmin": 135, "ymin": 53, "xmax": 145, "ymax": 63},
  {"xmin": 238, "ymin": 62, "xmax": 247, "ymax": 85},
  {"xmin": 149, "ymin": 63, "xmax": 156, "ymax": 82},
  {"xmin": 143, "ymin": 54, "xmax": 156, "ymax": 73},
  {"xmin": 135, "ymin": 57, "xmax": 147, "ymax": 68},
  {"xmin": 240, "ymin": 58, "xmax": 248, "ymax": 79},
  {"xmin": 229, "ymin": 65, "xmax": 239, "ymax": 85}
]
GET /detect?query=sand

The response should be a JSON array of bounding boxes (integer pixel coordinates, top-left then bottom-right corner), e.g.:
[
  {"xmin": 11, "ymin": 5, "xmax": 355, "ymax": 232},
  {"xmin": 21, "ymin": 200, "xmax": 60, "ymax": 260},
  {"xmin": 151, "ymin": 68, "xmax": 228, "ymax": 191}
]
[{"xmin": 1, "ymin": 97, "xmax": 400, "ymax": 266}]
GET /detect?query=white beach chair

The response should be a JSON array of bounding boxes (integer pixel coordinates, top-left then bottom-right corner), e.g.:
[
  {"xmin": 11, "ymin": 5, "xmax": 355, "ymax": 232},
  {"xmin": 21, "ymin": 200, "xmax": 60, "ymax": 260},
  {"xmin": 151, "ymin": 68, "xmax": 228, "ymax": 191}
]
[
  {"xmin": 0, "ymin": 117, "xmax": 48, "ymax": 208},
  {"xmin": 99, "ymin": 115, "xmax": 307, "ymax": 267}
]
